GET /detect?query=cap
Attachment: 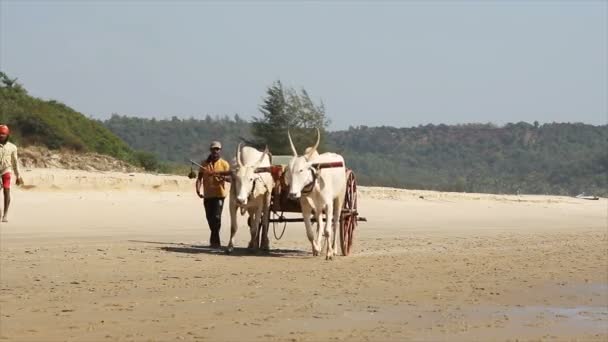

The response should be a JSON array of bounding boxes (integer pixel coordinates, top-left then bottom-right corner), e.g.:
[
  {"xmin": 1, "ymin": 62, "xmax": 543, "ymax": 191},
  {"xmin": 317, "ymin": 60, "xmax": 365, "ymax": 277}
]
[
  {"xmin": 0, "ymin": 125, "xmax": 9, "ymax": 135},
  {"xmin": 210, "ymin": 141, "xmax": 222, "ymax": 149}
]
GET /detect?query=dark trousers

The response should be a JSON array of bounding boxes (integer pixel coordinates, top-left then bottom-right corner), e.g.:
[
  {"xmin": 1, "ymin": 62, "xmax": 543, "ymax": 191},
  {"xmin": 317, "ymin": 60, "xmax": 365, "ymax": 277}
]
[{"xmin": 204, "ymin": 197, "xmax": 225, "ymax": 246}]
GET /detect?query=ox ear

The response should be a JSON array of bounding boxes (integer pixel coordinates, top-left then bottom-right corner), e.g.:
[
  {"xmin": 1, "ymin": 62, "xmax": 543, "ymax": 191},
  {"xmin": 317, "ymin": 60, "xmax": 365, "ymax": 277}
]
[
  {"xmin": 236, "ymin": 143, "xmax": 244, "ymax": 167},
  {"xmin": 282, "ymin": 165, "xmax": 291, "ymax": 185},
  {"xmin": 255, "ymin": 145, "xmax": 269, "ymax": 167},
  {"xmin": 305, "ymin": 128, "xmax": 320, "ymax": 160},
  {"xmin": 262, "ymin": 145, "xmax": 269, "ymax": 158},
  {"xmin": 287, "ymin": 130, "xmax": 298, "ymax": 157},
  {"xmin": 303, "ymin": 147, "xmax": 314, "ymax": 162}
]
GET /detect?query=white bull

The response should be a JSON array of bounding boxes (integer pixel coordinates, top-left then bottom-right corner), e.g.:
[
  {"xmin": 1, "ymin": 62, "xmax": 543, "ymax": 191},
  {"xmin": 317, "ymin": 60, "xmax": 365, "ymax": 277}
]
[
  {"xmin": 284, "ymin": 129, "xmax": 346, "ymax": 260},
  {"xmin": 227, "ymin": 144, "xmax": 274, "ymax": 253}
]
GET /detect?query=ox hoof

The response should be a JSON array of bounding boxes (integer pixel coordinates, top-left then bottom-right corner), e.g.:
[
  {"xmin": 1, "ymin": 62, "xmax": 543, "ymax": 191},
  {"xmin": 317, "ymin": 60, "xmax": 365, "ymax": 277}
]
[{"xmin": 261, "ymin": 240, "xmax": 270, "ymax": 251}]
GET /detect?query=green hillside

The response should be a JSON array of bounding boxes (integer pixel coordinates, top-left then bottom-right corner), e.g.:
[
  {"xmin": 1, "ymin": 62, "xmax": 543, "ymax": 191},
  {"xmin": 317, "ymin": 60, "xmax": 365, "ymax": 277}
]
[
  {"xmin": 0, "ymin": 72, "xmax": 164, "ymax": 170},
  {"xmin": 0, "ymin": 74, "xmax": 133, "ymax": 160}
]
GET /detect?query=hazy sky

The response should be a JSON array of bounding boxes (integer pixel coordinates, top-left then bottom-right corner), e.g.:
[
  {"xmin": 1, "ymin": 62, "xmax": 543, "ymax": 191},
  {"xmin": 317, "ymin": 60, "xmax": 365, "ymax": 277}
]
[{"xmin": 1, "ymin": 1, "xmax": 606, "ymax": 130}]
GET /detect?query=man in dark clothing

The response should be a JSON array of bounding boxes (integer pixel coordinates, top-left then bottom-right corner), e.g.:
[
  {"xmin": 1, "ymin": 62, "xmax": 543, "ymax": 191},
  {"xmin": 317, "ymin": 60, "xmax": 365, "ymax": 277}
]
[{"xmin": 196, "ymin": 141, "xmax": 230, "ymax": 248}]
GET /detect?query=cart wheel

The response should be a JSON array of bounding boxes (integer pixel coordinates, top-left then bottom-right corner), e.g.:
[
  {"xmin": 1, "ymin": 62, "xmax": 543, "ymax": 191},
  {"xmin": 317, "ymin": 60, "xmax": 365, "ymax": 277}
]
[{"xmin": 340, "ymin": 170, "xmax": 357, "ymax": 256}]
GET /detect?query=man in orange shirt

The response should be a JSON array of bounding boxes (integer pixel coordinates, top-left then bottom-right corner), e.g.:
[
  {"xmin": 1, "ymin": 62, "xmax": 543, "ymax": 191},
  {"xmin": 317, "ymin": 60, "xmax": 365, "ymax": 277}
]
[{"xmin": 196, "ymin": 141, "xmax": 230, "ymax": 248}]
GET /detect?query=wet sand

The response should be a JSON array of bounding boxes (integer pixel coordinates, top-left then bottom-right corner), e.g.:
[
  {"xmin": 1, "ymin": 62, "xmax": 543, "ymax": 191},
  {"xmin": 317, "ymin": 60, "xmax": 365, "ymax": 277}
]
[{"xmin": 0, "ymin": 169, "xmax": 606, "ymax": 341}]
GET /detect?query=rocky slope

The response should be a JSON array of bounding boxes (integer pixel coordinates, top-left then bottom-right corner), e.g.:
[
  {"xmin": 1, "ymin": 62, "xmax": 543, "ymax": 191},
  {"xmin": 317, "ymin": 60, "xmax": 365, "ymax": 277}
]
[{"xmin": 18, "ymin": 146, "xmax": 142, "ymax": 173}]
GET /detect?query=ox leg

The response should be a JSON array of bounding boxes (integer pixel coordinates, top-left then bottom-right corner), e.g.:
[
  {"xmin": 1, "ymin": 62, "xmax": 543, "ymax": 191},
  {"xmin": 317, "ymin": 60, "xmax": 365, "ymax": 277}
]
[
  {"xmin": 301, "ymin": 201, "xmax": 320, "ymax": 256},
  {"xmin": 247, "ymin": 208, "xmax": 259, "ymax": 250},
  {"xmin": 252, "ymin": 206, "xmax": 264, "ymax": 251},
  {"xmin": 227, "ymin": 200, "xmax": 238, "ymax": 254},
  {"xmin": 260, "ymin": 195, "xmax": 271, "ymax": 251},
  {"xmin": 324, "ymin": 201, "xmax": 334, "ymax": 260},
  {"xmin": 314, "ymin": 209, "xmax": 324, "ymax": 257}
]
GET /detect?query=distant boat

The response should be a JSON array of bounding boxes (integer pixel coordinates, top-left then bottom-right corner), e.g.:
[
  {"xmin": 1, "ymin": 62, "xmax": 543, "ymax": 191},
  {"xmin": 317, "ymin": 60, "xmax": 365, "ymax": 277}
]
[{"xmin": 576, "ymin": 193, "xmax": 599, "ymax": 200}]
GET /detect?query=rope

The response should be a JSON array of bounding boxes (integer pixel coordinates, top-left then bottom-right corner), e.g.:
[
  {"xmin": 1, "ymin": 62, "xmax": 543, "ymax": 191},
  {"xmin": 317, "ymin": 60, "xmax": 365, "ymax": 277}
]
[{"xmin": 272, "ymin": 211, "xmax": 287, "ymax": 240}]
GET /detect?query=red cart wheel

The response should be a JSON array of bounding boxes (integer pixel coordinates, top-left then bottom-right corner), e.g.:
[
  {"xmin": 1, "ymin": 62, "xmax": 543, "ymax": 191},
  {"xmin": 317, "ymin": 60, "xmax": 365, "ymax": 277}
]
[{"xmin": 340, "ymin": 170, "xmax": 358, "ymax": 256}]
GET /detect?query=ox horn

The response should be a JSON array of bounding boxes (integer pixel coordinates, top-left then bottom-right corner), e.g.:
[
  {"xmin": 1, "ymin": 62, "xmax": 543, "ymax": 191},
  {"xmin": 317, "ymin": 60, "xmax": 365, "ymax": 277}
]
[
  {"xmin": 287, "ymin": 130, "xmax": 298, "ymax": 156},
  {"xmin": 236, "ymin": 143, "xmax": 243, "ymax": 167},
  {"xmin": 305, "ymin": 128, "xmax": 321, "ymax": 160}
]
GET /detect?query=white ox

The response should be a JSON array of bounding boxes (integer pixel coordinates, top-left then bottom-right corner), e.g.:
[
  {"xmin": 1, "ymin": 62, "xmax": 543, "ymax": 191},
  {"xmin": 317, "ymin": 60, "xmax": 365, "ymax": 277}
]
[
  {"xmin": 227, "ymin": 144, "xmax": 274, "ymax": 253},
  {"xmin": 284, "ymin": 129, "xmax": 346, "ymax": 260}
]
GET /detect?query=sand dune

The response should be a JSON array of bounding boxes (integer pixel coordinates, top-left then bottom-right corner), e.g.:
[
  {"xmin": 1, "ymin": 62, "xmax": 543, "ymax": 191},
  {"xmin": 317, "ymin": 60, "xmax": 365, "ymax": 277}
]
[
  {"xmin": 18, "ymin": 168, "xmax": 192, "ymax": 192},
  {"xmin": 1, "ymin": 168, "xmax": 606, "ymax": 341},
  {"xmin": 19, "ymin": 168, "xmax": 595, "ymax": 204}
]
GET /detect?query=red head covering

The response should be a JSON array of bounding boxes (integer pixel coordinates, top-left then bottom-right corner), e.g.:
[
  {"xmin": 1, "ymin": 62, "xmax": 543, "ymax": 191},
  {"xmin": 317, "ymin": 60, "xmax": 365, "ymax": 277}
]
[{"xmin": 0, "ymin": 125, "xmax": 9, "ymax": 135}]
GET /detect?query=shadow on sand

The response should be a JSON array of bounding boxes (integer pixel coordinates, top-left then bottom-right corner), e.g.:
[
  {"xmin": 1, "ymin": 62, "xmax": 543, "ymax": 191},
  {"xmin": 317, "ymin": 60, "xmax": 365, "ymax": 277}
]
[{"xmin": 128, "ymin": 240, "xmax": 310, "ymax": 258}]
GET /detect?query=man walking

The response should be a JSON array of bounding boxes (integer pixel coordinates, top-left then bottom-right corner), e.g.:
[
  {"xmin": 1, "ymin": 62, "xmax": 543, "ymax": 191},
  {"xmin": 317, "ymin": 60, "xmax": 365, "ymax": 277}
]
[
  {"xmin": 196, "ymin": 141, "xmax": 230, "ymax": 248},
  {"xmin": 0, "ymin": 125, "xmax": 24, "ymax": 222}
]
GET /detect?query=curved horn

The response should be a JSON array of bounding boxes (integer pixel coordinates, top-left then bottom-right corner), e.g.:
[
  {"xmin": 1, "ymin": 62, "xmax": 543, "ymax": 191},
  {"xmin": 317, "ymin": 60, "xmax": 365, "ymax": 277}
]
[
  {"xmin": 236, "ymin": 143, "xmax": 243, "ymax": 167},
  {"xmin": 305, "ymin": 128, "xmax": 321, "ymax": 160},
  {"xmin": 288, "ymin": 130, "xmax": 298, "ymax": 156}
]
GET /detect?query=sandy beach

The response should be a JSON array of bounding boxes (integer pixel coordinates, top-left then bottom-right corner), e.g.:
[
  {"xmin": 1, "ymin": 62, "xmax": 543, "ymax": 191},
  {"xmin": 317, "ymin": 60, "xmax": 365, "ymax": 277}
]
[{"xmin": 0, "ymin": 168, "xmax": 606, "ymax": 341}]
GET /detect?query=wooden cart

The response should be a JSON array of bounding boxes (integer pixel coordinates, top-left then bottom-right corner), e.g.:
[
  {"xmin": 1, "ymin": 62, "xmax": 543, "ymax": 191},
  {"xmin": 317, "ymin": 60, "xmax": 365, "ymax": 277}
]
[{"xmin": 254, "ymin": 157, "xmax": 365, "ymax": 256}]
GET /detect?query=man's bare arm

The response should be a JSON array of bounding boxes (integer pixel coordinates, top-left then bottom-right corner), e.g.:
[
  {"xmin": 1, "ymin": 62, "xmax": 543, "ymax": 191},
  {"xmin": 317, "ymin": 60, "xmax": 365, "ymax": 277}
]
[
  {"xmin": 195, "ymin": 171, "xmax": 204, "ymax": 198},
  {"xmin": 12, "ymin": 149, "xmax": 23, "ymax": 186}
]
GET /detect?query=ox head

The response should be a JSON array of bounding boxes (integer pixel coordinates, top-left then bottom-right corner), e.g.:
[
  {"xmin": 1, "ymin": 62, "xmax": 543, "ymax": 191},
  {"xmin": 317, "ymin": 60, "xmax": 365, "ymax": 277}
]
[
  {"xmin": 232, "ymin": 144, "xmax": 269, "ymax": 206},
  {"xmin": 284, "ymin": 128, "xmax": 320, "ymax": 200}
]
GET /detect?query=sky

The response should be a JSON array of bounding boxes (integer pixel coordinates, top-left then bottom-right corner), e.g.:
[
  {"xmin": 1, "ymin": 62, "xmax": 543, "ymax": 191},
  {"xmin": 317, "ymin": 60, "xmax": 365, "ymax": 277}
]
[{"xmin": 1, "ymin": 0, "xmax": 606, "ymax": 130}]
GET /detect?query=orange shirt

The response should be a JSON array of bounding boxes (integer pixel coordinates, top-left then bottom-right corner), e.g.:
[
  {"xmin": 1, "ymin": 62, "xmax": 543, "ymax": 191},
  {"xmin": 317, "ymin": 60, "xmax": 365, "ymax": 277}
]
[{"xmin": 199, "ymin": 158, "xmax": 230, "ymax": 198}]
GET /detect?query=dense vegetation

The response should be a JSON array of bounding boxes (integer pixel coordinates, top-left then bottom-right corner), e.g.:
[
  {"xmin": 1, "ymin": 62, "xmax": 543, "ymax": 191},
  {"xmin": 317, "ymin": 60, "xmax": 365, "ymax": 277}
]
[
  {"xmin": 104, "ymin": 82, "xmax": 332, "ymax": 165},
  {"xmin": 0, "ymin": 72, "xmax": 162, "ymax": 170},
  {"xmin": 104, "ymin": 116, "xmax": 608, "ymax": 196},
  {"xmin": 329, "ymin": 123, "xmax": 607, "ymax": 196},
  {"xmin": 104, "ymin": 114, "xmax": 252, "ymax": 165}
]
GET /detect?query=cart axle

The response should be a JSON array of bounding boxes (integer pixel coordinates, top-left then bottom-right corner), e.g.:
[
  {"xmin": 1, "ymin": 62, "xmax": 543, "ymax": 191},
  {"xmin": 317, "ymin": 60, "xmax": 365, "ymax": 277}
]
[{"xmin": 268, "ymin": 216, "xmax": 367, "ymax": 223}]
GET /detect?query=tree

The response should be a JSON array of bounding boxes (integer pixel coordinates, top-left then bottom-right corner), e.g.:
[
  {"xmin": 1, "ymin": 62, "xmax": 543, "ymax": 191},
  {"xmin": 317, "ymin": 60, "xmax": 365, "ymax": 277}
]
[
  {"xmin": 133, "ymin": 150, "xmax": 162, "ymax": 171},
  {"xmin": 0, "ymin": 71, "xmax": 26, "ymax": 94},
  {"xmin": 251, "ymin": 81, "xmax": 330, "ymax": 155}
]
